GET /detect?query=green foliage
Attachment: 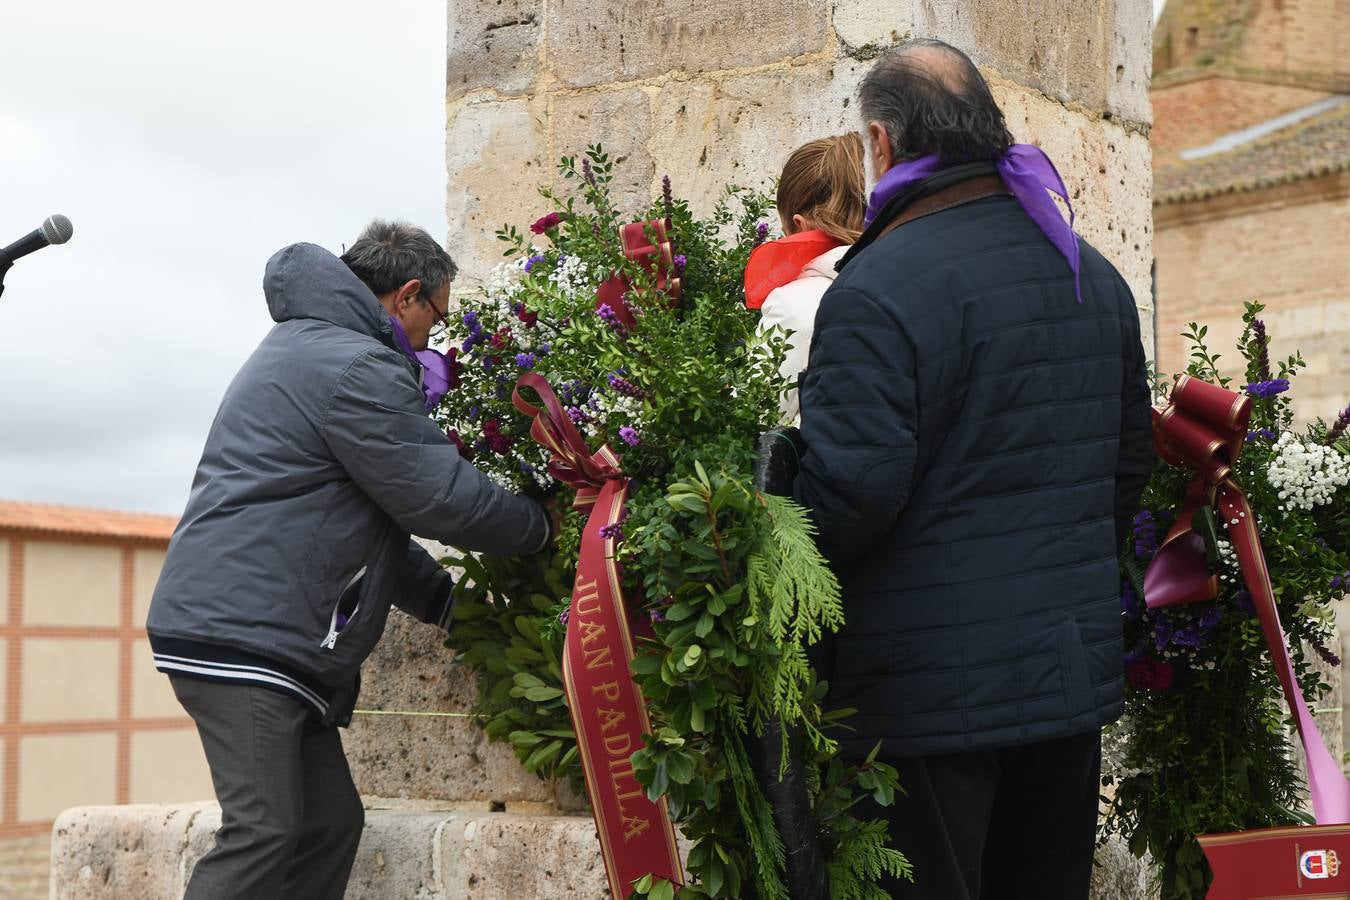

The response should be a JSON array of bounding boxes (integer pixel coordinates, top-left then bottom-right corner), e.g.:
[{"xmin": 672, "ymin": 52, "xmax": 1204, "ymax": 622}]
[
  {"xmin": 439, "ymin": 147, "xmax": 909, "ymax": 897},
  {"xmin": 1103, "ymin": 301, "xmax": 1349, "ymax": 898}
]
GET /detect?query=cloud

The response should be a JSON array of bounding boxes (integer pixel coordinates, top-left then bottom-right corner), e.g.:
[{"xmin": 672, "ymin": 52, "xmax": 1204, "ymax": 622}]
[{"xmin": 0, "ymin": 0, "xmax": 448, "ymax": 514}]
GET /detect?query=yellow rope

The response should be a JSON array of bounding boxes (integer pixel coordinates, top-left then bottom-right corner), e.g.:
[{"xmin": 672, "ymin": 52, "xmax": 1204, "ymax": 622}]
[{"xmin": 352, "ymin": 708, "xmax": 485, "ymax": 719}]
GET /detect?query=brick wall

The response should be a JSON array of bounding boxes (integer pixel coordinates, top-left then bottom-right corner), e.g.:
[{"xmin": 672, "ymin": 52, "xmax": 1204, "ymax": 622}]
[
  {"xmin": 1154, "ymin": 170, "xmax": 1350, "ymax": 424},
  {"xmin": 0, "ymin": 531, "xmax": 212, "ymax": 899},
  {"xmin": 1149, "ymin": 74, "xmax": 1331, "ymax": 163},
  {"xmin": 1243, "ymin": 0, "xmax": 1350, "ymax": 84}
]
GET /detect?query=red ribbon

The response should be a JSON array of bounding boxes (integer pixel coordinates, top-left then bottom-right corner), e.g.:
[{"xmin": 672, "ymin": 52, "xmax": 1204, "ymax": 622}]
[
  {"xmin": 512, "ymin": 372, "xmax": 683, "ymax": 897},
  {"xmin": 595, "ymin": 219, "xmax": 682, "ymax": 329},
  {"xmin": 1144, "ymin": 375, "xmax": 1350, "ymax": 895}
]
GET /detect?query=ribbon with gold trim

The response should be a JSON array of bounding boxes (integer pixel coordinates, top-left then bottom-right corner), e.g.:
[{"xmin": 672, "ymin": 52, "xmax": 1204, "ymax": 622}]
[
  {"xmin": 1143, "ymin": 375, "xmax": 1350, "ymax": 898},
  {"xmin": 512, "ymin": 371, "xmax": 683, "ymax": 897},
  {"xmin": 595, "ymin": 218, "xmax": 682, "ymax": 330}
]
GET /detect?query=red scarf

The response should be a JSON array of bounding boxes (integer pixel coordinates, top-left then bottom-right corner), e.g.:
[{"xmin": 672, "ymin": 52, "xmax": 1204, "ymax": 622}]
[{"xmin": 743, "ymin": 229, "xmax": 842, "ymax": 309}]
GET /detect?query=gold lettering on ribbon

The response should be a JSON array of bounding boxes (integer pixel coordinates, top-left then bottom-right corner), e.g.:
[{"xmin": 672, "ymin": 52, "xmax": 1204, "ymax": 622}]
[
  {"xmin": 574, "ymin": 577, "xmax": 601, "ymax": 617},
  {"xmin": 592, "ymin": 680, "xmax": 621, "ymax": 702},
  {"xmin": 607, "ymin": 756, "xmax": 653, "ymax": 843},
  {"xmin": 580, "ymin": 619, "xmax": 606, "ymax": 645},
  {"xmin": 584, "ymin": 645, "xmax": 614, "ymax": 671},
  {"xmin": 598, "ymin": 707, "xmax": 626, "ymax": 733}
]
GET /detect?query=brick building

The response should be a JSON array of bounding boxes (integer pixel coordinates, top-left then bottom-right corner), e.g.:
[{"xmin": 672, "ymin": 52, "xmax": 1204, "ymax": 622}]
[
  {"xmin": 1151, "ymin": 0, "xmax": 1350, "ymax": 422},
  {"xmin": 0, "ymin": 501, "xmax": 210, "ymax": 898}
]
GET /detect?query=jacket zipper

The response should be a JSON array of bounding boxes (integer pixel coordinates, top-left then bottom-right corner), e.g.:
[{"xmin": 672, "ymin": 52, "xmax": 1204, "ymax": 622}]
[{"xmin": 320, "ymin": 566, "xmax": 368, "ymax": 650}]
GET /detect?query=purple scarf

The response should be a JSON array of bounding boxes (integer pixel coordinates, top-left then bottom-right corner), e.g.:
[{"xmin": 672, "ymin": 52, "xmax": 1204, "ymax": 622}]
[
  {"xmin": 388, "ymin": 316, "xmax": 453, "ymax": 412},
  {"xmin": 864, "ymin": 144, "xmax": 1081, "ymax": 302}
]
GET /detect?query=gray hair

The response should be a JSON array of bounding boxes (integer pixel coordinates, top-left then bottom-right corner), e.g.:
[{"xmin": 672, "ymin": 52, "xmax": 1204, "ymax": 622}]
[
  {"xmin": 340, "ymin": 219, "xmax": 458, "ymax": 301},
  {"xmin": 858, "ymin": 39, "xmax": 1013, "ymax": 164}
]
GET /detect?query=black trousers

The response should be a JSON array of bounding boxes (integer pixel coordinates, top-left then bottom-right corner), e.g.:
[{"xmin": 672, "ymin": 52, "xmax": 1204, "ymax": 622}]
[
  {"xmin": 170, "ymin": 676, "xmax": 365, "ymax": 900},
  {"xmin": 855, "ymin": 729, "xmax": 1102, "ymax": 900}
]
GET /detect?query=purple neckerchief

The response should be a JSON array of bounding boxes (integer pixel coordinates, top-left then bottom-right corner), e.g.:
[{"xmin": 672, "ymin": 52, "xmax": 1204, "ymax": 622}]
[
  {"xmin": 864, "ymin": 144, "xmax": 1081, "ymax": 302},
  {"xmin": 388, "ymin": 316, "xmax": 452, "ymax": 412}
]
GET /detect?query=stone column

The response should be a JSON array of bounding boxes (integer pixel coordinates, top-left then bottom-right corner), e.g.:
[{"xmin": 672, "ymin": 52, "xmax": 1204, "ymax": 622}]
[{"xmin": 443, "ymin": 0, "xmax": 1155, "ymax": 349}]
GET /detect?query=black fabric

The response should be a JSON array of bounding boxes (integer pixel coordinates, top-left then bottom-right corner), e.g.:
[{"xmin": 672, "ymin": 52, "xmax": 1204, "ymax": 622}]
[
  {"xmin": 794, "ymin": 169, "xmax": 1154, "ymax": 758},
  {"xmin": 854, "ymin": 729, "xmax": 1102, "ymax": 899},
  {"xmin": 171, "ymin": 676, "xmax": 365, "ymax": 900}
]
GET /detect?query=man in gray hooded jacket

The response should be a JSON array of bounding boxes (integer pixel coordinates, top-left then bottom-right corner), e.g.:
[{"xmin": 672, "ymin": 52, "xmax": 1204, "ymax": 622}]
[{"xmin": 147, "ymin": 221, "xmax": 551, "ymax": 899}]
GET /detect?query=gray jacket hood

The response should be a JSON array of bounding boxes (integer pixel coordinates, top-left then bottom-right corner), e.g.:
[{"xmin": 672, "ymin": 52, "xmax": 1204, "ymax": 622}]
[{"xmin": 264, "ymin": 242, "xmax": 391, "ymax": 341}]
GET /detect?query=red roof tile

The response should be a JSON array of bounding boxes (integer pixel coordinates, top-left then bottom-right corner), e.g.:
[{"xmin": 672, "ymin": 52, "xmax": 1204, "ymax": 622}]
[
  {"xmin": 0, "ymin": 500, "xmax": 177, "ymax": 543},
  {"xmin": 1155, "ymin": 101, "xmax": 1350, "ymax": 204}
]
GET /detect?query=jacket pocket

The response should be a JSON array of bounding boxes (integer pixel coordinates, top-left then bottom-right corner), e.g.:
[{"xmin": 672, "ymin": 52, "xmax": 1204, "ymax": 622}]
[{"xmin": 319, "ymin": 566, "xmax": 368, "ymax": 650}]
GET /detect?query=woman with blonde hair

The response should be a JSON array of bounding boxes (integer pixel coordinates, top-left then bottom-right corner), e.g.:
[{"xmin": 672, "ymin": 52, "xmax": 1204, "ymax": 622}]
[{"xmin": 745, "ymin": 133, "xmax": 867, "ymax": 423}]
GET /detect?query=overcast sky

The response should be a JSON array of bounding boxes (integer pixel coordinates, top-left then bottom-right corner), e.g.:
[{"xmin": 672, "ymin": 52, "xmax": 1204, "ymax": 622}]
[
  {"xmin": 0, "ymin": 0, "xmax": 449, "ymax": 514},
  {"xmin": 0, "ymin": 2, "xmax": 1169, "ymax": 517}
]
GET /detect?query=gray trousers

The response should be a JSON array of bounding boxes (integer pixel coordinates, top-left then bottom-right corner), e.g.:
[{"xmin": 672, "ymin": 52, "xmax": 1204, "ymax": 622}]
[{"xmin": 170, "ymin": 676, "xmax": 365, "ymax": 900}]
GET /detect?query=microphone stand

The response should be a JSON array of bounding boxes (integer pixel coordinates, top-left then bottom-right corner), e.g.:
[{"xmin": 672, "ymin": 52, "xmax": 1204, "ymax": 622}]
[{"xmin": 0, "ymin": 250, "xmax": 11, "ymax": 300}]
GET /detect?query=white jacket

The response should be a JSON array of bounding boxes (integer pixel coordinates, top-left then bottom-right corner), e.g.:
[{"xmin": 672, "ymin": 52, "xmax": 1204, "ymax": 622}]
[{"xmin": 756, "ymin": 245, "xmax": 849, "ymax": 425}]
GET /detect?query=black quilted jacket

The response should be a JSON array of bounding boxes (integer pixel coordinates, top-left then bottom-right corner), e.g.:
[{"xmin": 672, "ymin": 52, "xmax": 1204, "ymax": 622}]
[{"xmin": 793, "ymin": 168, "xmax": 1154, "ymax": 759}]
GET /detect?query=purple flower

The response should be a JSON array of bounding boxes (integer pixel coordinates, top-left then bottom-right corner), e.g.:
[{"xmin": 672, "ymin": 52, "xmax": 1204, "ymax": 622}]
[
  {"xmin": 1252, "ymin": 319, "xmax": 1271, "ymax": 381},
  {"xmin": 649, "ymin": 608, "xmax": 665, "ymax": 624},
  {"xmin": 1123, "ymin": 644, "xmax": 1147, "ymax": 665},
  {"xmin": 1312, "ymin": 640, "xmax": 1342, "ymax": 668},
  {"xmin": 596, "ymin": 303, "xmax": 629, "ymax": 337},
  {"xmin": 673, "ymin": 254, "xmax": 686, "ymax": 275},
  {"xmin": 754, "ymin": 221, "xmax": 769, "ymax": 246},
  {"xmin": 1153, "ymin": 615, "xmax": 1174, "ymax": 651},
  {"xmin": 1199, "ymin": 605, "xmax": 1223, "ymax": 630},
  {"xmin": 581, "ymin": 157, "xmax": 597, "ymax": 189},
  {"xmin": 558, "ymin": 607, "xmax": 570, "ymax": 627},
  {"xmin": 1244, "ymin": 378, "xmax": 1290, "ymax": 399},
  {"xmin": 1327, "ymin": 403, "xmax": 1350, "ymax": 445},
  {"xmin": 1245, "ymin": 428, "xmax": 1277, "ymax": 443},
  {"xmin": 1234, "ymin": 587, "xmax": 1255, "ymax": 614},
  {"xmin": 537, "ymin": 343, "xmax": 551, "ymax": 355},
  {"xmin": 599, "ymin": 522, "xmax": 624, "ymax": 542},
  {"xmin": 566, "ymin": 406, "xmax": 592, "ymax": 426},
  {"xmin": 618, "ymin": 426, "xmax": 641, "ymax": 447},
  {"xmin": 607, "ymin": 373, "xmax": 646, "ymax": 399},
  {"xmin": 1132, "ymin": 510, "xmax": 1158, "ymax": 559},
  {"xmin": 523, "ymin": 253, "xmax": 547, "ymax": 273},
  {"xmin": 514, "ymin": 352, "xmax": 536, "ymax": 369},
  {"xmin": 1171, "ymin": 628, "xmax": 1203, "ymax": 650},
  {"xmin": 1120, "ymin": 583, "xmax": 1141, "ymax": 618}
]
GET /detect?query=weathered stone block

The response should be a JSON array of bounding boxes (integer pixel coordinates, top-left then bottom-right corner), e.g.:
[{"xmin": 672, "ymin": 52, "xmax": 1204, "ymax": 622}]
[
  {"xmin": 447, "ymin": 0, "xmax": 544, "ymax": 100},
  {"xmin": 345, "ymin": 610, "xmax": 556, "ymax": 806},
  {"xmin": 544, "ymin": 0, "xmax": 831, "ymax": 88},
  {"xmin": 913, "ymin": 0, "xmax": 1151, "ymax": 127},
  {"xmin": 50, "ymin": 802, "xmax": 214, "ymax": 900},
  {"xmin": 438, "ymin": 814, "xmax": 608, "ymax": 898},
  {"xmin": 446, "ymin": 95, "xmax": 551, "ymax": 283},
  {"xmin": 51, "ymin": 804, "xmax": 606, "ymax": 900},
  {"xmin": 548, "ymin": 88, "xmax": 655, "ymax": 216},
  {"xmin": 831, "ymin": 0, "xmax": 914, "ymax": 58},
  {"xmin": 651, "ymin": 62, "xmax": 866, "ymax": 213}
]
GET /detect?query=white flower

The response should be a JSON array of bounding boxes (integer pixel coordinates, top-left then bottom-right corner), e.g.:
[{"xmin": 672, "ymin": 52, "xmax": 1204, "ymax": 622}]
[
  {"xmin": 483, "ymin": 261, "xmax": 525, "ymax": 314},
  {"xmin": 1266, "ymin": 432, "xmax": 1350, "ymax": 511},
  {"xmin": 548, "ymin": 254, "xmax": 595, "ymax": 300}
]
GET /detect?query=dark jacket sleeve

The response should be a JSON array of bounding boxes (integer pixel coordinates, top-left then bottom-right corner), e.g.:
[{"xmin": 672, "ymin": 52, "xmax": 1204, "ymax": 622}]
[
  {"xmin": 1114, "ymin": 297, "xmax": 1156, "ymax": 549},
  {"xmin": 391, "ymin": 540, "xmax": 457, "ymax": 629},
  {"xmin": 322, "ymin": 348, "xmax": 551, "ymax": 556},
  {"xmin": 792, "ymin": 286, "xmax": 919, "ymax": 567}
]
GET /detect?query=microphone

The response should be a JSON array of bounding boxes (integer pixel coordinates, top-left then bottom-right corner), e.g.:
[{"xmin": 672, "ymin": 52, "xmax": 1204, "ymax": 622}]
[
  {"xmin": 3, "ymin": 215, "xmax": 74, "ymax": 262},
  {"xmin": 0, "ymin": 215, "xmax": 74, "ymax": 299}
]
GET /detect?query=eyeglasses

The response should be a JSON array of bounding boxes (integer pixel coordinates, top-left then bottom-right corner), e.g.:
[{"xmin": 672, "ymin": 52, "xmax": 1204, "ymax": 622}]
[{"xmin": 424, "ymin": 295, "xmax": 451, "ymax": 339}]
